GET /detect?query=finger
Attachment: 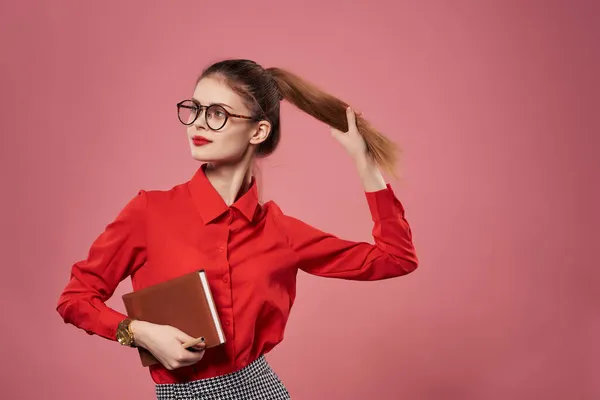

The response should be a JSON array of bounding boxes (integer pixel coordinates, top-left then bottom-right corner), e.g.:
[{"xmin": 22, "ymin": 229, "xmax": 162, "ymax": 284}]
[
  {"xmin": 189, "ymin": 341, "xmax": 206, "ymax": 352},
  {"xmin": 183, "ymin": 348, "xmax": 205, "ymax": 362},
  {"xmin": 346, "ymin": 107, "xmax": 357, "ymax": 132},
  {"xmin": 183, "ymin": 352, "xmax": 205, "ymax": 366},
  {"xmin": 182, "ymin": 336, "xmax": 205, "ymax": 349},
  {"xmin": 171, "ymin": 327, "xmax": 192, "ymax": 341},
  {"xmin": 173, "ymin": 348, "xmax": 205, "ymax": 369},
  {"xmin": 187, "ymin": 345, "xmax": 206, "ymax": 353},
  {"xmin": 171, "ymin": 326, "xmax": 197, "ymax": 345}
]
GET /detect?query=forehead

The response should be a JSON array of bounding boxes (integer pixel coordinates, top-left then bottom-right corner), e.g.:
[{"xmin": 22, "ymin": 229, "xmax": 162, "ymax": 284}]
[{"xmin": 192, "ymin": 76, "xmax": 247, "ymax": 111}]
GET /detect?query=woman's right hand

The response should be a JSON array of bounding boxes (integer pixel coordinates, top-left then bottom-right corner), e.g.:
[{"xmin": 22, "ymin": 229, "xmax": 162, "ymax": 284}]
[{"xmin": 130, "ymin": 320, "xmax": 206, "ymax": 370}]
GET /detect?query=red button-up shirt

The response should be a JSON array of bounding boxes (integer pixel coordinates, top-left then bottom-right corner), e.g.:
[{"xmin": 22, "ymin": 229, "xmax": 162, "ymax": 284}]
[{"xmin": 56, "ymin": 165, "xmax": 418, "ymax": 384}]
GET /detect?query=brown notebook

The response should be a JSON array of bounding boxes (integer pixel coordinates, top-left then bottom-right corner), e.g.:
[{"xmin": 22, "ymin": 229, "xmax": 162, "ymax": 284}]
[{"xmin": 122, "ymin": 269, "xmax": 226, "ymax": 367}]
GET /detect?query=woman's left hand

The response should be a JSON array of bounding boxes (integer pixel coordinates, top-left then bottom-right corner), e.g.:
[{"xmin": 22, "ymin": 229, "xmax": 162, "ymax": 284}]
[{"xmin": 330, "ymin": 106, "xmax": 368, "ymax": 163}]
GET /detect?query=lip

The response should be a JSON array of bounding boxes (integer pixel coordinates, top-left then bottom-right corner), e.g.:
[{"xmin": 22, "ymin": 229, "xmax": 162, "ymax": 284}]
[{"xmin": 191, "ymin": 135, "xmax": 212, "ymax": 146}]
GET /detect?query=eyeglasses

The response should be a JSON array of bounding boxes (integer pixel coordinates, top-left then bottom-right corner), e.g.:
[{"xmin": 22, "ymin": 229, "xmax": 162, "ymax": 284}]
[{"xmin": 176, "ymin": 99, "xmax": 258, "ymax": 131}]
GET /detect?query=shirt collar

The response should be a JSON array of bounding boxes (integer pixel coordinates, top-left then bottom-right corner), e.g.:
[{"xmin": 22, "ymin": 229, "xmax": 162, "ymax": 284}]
[{"xmin": 187, "ymin": 164, "xmax": 259, "ymax": 225}]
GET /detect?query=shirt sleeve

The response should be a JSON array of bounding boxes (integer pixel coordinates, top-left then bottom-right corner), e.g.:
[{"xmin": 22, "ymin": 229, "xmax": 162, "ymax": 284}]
[
  {"xmin": 278, "ymin": 184, "xmax": 418, "ymax": 280},
  {"xmin": 56, "ymin": 190, "xmax": 147, "ymax": 341}
]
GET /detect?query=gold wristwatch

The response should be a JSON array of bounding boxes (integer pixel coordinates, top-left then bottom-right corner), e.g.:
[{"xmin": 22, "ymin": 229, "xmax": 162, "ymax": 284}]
[{"xmin": 116, "ymin": 318, "xmax": 136, "ymax": 347}]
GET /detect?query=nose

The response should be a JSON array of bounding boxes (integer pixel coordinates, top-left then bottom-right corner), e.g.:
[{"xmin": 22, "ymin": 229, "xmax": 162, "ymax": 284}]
[{"xmin": 193, "ymin": 108, "xmax": 207, "ymax": 130}]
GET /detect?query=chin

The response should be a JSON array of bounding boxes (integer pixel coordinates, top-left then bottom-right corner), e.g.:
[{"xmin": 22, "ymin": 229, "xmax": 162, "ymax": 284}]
[
  {"xmin": 190, "ymin": 148, "xmax": 212, "ymax": 162},
  {"xmin": 190, "ymin": 146, "xmax": 248, "ymax": 166},
  {"xmin": 189, "ymin": 146, "xmax": 227, "ymax": 164}
]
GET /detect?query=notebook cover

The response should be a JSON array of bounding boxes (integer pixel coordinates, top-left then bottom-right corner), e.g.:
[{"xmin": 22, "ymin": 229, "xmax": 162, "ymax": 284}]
[{"xmin": 122, "ymin": 270, "xmax": 225, "ymax": 367}]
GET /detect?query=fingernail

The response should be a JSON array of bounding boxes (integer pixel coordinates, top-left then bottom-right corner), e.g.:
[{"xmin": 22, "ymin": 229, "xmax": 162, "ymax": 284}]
[{"xmin": 200, "ymin": 337, "xmax": 205, "ymax": 342}]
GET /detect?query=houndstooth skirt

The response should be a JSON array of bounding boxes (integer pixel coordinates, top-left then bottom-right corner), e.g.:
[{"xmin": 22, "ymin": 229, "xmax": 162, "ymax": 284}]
[{"xmin": 155, "ymin": 355, "xmax": 290, "ymax": 399}]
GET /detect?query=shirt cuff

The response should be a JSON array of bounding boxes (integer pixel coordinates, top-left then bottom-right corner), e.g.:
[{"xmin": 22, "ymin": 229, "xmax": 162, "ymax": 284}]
[
  {"xmin": 365, "ymin": 184, "xmax": 405, "ymax": 221},
  {"xmin": 98, "ymin": 307, "xmax": 129, "ymax": 341}
]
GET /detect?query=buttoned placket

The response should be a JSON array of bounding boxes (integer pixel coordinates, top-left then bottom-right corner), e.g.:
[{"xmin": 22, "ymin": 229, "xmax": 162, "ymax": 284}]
[{"xmin": 220, "ymin": 210, "xmax": 236, "ymax": 362}]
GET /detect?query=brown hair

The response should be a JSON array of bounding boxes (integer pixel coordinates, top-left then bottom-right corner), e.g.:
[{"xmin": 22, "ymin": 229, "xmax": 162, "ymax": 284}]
[{"xmin": 198, "ymin": 59, "xmax": 399, "ymax": 176}]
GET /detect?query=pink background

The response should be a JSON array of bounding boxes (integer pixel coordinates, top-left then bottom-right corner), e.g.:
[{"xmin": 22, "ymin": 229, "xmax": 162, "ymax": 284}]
[{"xmin": 1, "ymin": 1, "xmax": 598, "ymax": 399}]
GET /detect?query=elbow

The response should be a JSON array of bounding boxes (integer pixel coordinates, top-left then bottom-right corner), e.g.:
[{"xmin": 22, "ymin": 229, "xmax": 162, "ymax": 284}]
[
  {"xmin": 56, "ymin": 300, "xmax": 65, "ymax": 320},
  {"xmin": 404, "ymin": 258, "xmax": 419, "ymax": 275},
  {"xmin": 377, "ymin": 238, "xmax": 419, "ymax": 278},
  {"xmin": 388, "ymin": 252, "xmax": 419, "ymax": 277},
  {"xmin": 406, "ymin": 250, "xmax": 419, "ymax": 273},
  {"xmin": 56, "ymin": 295, "xmax": 97, "ymax": 336},
  {"xmin": 361, "ymin": 254, "xmax": 418, "ymax": 281},
  {"xmin": 56, "ymin": 289, "xmax": 86, "ymax": 326},
  {"xmin": 56, "ymin": 293, "xmax": 75, "ymax": 325}
]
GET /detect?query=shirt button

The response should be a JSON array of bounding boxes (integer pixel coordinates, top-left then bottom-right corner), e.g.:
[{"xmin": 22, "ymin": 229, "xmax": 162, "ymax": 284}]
[
  {"xmin": 218, "ymin": 246, "xmax": 225, "ymax": 252},
  {"xmin": 222, "ymin": 276, "xmax": 228, "ymax": 283},
  {"xmin": 224, "ymin": 320, "xmax": 230, "ymax": 326}
]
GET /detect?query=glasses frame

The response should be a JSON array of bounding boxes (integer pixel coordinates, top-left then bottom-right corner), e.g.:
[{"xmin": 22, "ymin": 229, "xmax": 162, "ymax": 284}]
[{"xmin": 176, "ymin": 99, "xmax": 260, "ymax": 131}]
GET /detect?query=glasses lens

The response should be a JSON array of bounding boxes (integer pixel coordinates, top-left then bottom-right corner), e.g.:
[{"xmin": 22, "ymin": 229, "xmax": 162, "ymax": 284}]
[
  {"xmin": 206, "ymin": 105, "xmax": 228, "ymax": 130},
  {"xmin": 178, "ymin": 100, "xmax": 198, "ymax": 125}
]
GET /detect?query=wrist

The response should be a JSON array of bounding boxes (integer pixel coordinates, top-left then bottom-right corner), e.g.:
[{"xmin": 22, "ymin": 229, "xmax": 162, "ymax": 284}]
[
  {"xmin": 354, "ymin": 155, "xmax": 387, "ymax": 192},
  {"xmin": 129, "ymin": 320, "xmax": 146, "ymax": 348},
  {"xmin": 352, "ymin": 154, "xmax": 371, "ymax": 171}
]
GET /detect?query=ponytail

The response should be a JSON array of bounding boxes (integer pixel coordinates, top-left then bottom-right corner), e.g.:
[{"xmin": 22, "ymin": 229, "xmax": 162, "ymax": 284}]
[{"xmin": 267, "ymin": 67, "xmax": 400, "ymax": 176}]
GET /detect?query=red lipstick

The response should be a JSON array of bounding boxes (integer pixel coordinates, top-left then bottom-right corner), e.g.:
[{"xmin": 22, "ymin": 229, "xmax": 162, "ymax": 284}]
[{"xmin": 192, "ymin": 136, "xmax": 212, "ymax": 146}]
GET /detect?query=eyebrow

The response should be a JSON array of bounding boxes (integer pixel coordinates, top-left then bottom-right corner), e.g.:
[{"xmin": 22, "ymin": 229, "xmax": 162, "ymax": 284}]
[{"xmin": 191, "ymin": 98, "xmax": 234, "ymax": 110}]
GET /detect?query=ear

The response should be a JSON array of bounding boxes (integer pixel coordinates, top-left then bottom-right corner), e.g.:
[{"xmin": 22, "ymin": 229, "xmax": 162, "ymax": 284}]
[{"xmin": 249, "ymin": 120, "xmax": 272, "ymax": 145}]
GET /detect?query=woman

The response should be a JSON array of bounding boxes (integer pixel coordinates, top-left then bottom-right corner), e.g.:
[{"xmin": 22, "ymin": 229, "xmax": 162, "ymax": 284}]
[{"xmin": 57, "ymin": 59, "xmax": 419, "ymax": 399}]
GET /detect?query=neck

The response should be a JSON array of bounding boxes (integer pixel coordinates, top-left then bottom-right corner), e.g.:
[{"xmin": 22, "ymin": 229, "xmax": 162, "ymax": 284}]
[{"xmin": 204, "ymin": 150, "xmax": 255, "ymax": 206}]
